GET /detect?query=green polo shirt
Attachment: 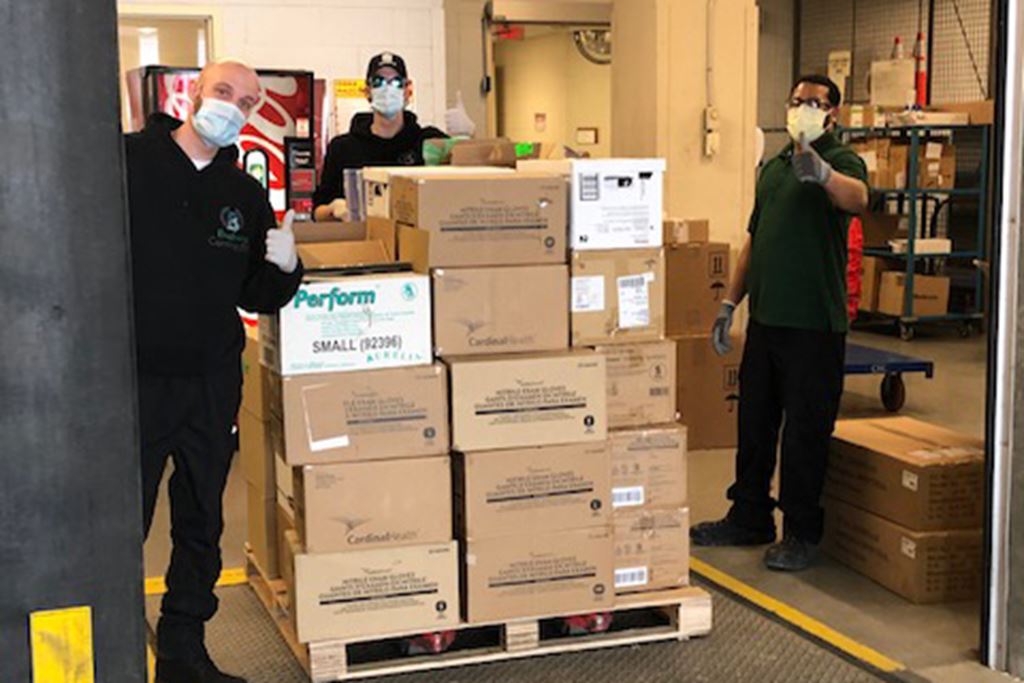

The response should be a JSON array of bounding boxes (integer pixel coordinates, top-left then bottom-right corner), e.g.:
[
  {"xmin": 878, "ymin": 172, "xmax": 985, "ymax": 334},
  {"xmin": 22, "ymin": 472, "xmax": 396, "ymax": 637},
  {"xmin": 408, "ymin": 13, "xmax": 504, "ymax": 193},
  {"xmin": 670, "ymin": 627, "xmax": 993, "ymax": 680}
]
[{"xmin": 747, "ymin": 132, "xmax": 869, "ymax": 333}]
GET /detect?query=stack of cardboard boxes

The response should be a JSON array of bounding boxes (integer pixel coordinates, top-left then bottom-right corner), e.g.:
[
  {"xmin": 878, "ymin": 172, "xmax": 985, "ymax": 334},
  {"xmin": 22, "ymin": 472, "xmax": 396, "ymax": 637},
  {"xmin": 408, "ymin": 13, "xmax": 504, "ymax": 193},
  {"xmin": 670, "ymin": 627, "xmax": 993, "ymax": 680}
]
[{"xmin": 822, "ymin": 417, "xmax": 984, "ymax": 603}]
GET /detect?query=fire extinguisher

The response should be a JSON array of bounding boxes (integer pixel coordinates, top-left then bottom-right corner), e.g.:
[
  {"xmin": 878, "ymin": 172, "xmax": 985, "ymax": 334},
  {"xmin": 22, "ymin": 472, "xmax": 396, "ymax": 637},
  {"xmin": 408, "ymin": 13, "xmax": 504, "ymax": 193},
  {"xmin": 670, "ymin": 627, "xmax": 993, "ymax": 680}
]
[{"xmin": 914, "ymin": 31, "xmax": 928, "ymax": 107}]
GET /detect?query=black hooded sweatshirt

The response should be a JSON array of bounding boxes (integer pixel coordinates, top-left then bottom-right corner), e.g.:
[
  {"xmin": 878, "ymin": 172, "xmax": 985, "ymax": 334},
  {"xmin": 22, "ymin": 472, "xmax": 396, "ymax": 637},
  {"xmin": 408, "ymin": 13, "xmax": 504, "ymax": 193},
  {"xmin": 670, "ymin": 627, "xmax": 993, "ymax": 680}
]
[
  {"xmin": 312, "ymin": 111, "xmax": 447, "ymax": 207},
  {"xmin": 125, "ymin": 113, "xmax": 303, "ymax": 376}
]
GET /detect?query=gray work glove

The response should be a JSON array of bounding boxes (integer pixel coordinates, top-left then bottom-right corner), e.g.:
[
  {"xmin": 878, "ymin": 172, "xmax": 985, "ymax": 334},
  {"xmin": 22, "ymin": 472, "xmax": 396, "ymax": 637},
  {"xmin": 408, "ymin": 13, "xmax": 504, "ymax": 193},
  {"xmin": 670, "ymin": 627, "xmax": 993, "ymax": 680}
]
[
  {"xmin": 792, "ymin": 133, "xmax": 833, "ymax": 185},
  {"xmin": 711, "ymin": 300, "xmax": 737, "ymax": 356}
]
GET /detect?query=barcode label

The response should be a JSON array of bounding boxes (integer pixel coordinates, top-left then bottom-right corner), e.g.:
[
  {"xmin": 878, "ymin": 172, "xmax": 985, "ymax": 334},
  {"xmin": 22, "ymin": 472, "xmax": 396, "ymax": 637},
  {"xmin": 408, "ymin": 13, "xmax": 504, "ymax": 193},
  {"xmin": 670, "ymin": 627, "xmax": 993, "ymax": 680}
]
[
  {"xmin": 617, "ymin": 274, "xmax": 651, "ymax": 329},
  {"xmin": 650, "ymin": 387, "xmax": 670, "ymax": 396},
  {"xmin": 615, "ymin": 566, "xmax": 649, "ymax": 588},
  {"xmin": 612, "ymin": 486, "xmax": 645, "ymax": 508},
  {"xmin": 618, "ymin": 276, "xmax": 645, "ymax": 288}
]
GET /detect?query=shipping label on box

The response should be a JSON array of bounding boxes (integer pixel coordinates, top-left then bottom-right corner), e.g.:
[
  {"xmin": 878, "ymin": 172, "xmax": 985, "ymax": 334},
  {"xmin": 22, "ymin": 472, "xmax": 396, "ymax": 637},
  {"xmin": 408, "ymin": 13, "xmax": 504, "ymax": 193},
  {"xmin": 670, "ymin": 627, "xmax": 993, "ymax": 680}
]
[
  {"xmin": 268, "ymin": 364, "xmax": 449, "ymax": 465},
  {"xmin": 614, "ymin": 507, "xmax": 690, "ymax": 594},
  {"xmin": 294, "ymin": 542, "xmax": 460, "ymax": 642},
  {"xmin": 822, "ymin": 497, "xmax": 982, "ymax": 604},
  {"xmin": 391, "ymin": 174, "xmax": 567, "ymax": 268},
  {"xmin": 455, "ymin": 442, "xmax": 611, "ymax": 540},
  {"xmin": 570, "ymin": 159, "xmax": 666, "ymax": 250},
  {"xmin": 665, "ymin": 242, "xmax": 730, "ymax": 336},
  {"xmin": 260, "ymin": 272, "xmax": 431, "ymax": 377},
  {"xmin": 448, "ymin": 351, "xmax": 607, "ymax": 452},
  {"xmin": 610, "ymin": 424, "xmax": 688, "ymax": 510},
  {"xmin": 571, "ymin": 249, "xmax": 666, "ymax": 346},
  {"xmin": 433, "ymin": 264, "xmax": 569, "ymax": 357},
  {"xmin": 464, "ymin": 528, "xmax": 614, "ymax": 623},
  {"xmin": 826, "ymin": 417, "xmax": 984, "ymax": 530},
  {"xmin": 597, "ymin": 341, "xmax": 677, "ymax": 429},
  {"xmin": 295, "ymin": 456, "xmax": 452, "ymax": 553},
  {"xmin": 674, "ymin": 335, "xmax": 742, "ymax": 450}
]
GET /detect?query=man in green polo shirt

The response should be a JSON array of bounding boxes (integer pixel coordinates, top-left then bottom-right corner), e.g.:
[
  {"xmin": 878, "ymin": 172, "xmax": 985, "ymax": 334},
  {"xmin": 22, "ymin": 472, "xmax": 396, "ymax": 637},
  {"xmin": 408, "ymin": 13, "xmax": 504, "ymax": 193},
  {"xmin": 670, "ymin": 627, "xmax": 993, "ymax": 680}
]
[{"xmin": 690, "ymin": 75, "xmax": 869, "ymax": 571}]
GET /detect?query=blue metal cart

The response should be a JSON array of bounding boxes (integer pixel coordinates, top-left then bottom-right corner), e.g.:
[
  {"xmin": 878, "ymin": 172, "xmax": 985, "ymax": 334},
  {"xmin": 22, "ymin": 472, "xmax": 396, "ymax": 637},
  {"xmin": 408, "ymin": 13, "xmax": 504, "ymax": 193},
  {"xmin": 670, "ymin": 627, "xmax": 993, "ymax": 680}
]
[{"xmin": 845, "ymin": 342, "xmax": 935, "ymax": 412}]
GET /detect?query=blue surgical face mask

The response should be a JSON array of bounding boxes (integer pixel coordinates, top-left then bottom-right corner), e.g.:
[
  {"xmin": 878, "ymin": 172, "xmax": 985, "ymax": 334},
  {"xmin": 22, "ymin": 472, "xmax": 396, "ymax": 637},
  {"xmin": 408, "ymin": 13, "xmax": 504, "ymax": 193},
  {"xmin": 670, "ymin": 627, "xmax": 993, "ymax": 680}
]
[
  {"xmin": 371, "ymin": 83, "xmax": 405, "ymax": 120},
  {"xmin": 192, "ymin": 97, "xmax": 247, "ymax": 148}
]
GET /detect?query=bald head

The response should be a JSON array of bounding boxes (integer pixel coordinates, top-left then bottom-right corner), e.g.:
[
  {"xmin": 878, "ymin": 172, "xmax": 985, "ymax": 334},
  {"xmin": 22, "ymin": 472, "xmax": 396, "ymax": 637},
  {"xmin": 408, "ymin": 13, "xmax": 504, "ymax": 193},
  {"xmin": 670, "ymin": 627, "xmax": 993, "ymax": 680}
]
[{"xmin": 190, "ymin": 60, "xmax": 262, "ymax": 118}]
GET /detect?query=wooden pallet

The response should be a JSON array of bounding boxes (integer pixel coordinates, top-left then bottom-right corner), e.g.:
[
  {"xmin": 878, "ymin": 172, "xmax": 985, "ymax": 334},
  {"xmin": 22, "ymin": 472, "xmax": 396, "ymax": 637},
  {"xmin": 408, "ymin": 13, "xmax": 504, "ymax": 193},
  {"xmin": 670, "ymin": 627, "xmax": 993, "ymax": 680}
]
[{"xmin": 246, "ymin": 550, "xmax": 712, "ymax": 682}]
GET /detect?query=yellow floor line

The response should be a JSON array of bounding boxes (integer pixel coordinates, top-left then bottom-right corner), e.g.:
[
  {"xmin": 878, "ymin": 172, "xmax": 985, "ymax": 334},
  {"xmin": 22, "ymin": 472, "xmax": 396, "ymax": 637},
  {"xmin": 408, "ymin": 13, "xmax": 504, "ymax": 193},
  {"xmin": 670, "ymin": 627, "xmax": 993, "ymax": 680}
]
[
  {"xmin": 690, "ymin": 557, "xmax": 905, "ymax": 674},
  {"xmin": 144, "ymin": 566, "xmax": 248, "ymax": 597}
]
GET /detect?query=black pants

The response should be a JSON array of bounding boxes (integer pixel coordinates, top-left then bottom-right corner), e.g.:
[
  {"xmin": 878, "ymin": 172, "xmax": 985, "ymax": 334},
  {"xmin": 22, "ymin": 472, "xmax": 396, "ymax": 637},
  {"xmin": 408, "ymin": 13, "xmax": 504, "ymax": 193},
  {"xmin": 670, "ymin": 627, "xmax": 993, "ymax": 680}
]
[
  {"xmin": 727, "ymin": 321, "xmax": 845, "ymax": 544},
  {"xmin": 139, "ymin": 363, "xmax": 241, "ymax": 659}
]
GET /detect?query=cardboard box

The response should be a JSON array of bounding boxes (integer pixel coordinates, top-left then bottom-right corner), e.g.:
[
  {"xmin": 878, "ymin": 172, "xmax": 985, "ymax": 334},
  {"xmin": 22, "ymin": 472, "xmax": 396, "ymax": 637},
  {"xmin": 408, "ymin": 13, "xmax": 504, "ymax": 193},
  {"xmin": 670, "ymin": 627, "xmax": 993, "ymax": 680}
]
[
  {"xmin": 663, "ymin": 218, "xmax": 710, "ymax": 245},
  {"xmin": 673, "ymin": 335, "xmax": 742, "ymax": 450},
  {"xmin": 450, "ymin": 139, "xmax": 519, "ymax": 167},
  {"xmin": 610, "ymin": 424, "xmax": 687, "ymax": 510},
  {"xmin": 597, "ymin": 341, "xmax": 677, "ymax": 429},
  {"xmin": 241, "ymin": 330, "xmax": 270, "ymax": 421},
  {"xmin": 240, "ymin": 408, "xmax": 274, "ymax": 495},
  {"xmin": 889, "ymin": 238, "xmax": 952, "ymax": 255},
  {"xmin": 838, "ymin": 104, "xmax": 881, "ymax": 128},
  {"xmin": 822, "ymin": 497, "xmax": 982, "ymax": 604},
  {"xmin": 463, "ymin": 528, "xmax": 615, "ymax": 623},
  {"xmin": 664, "ymin": 242, "xmax": 730, "ymax": 336},
  {"xmin": 935, "ymin": 100, "xmax": 995, "ymax": 126},
  {"xmin": 432, "ymin": 264, "xmax": 569, "ymax": 357},
  {"xmin": 860, "ymin": 256, "xmax": 890, "ymax": 313},
  {"xmin": 877, "ymin": 272, "xmax": 950, "ymax": 317},
  {"xmin": 454, "ymin": 442, "xmax": 611, "ymax": 540},
  {"xmin": 294, "ymin": 456, "xmax": 452, "ymax": 553},
  {"xmin": 266, "ymin": 364, "xmax": 448, "ymax": 465},
  {"xmin": 870, "ymin": 59, "xmax": 916, "ymax": 107},
  {"xmin": 860, "ymin": 213, "xmax": 902, "ymax": 248},
  {"xmin": 826, "ymin": 418, "xmax": 985, "ymax": 530},
  {"xmin": 292, "ymin": 218, "xmax": 397, "ymax": 265},
  {"xmin": 259, "ymin": 271, "xmax": 432, "ymax": 377},
  {"xmin": 363, "ymin": 166, "xmax": 515, "ymax": 219},
  {"xmin": 447, "ymin": 351, "xmax": 607, "ymax": 452},
  {"xmin": 247, "ymin": 482, "xmax": 279, "ymax": 578},
  {"xmin": 570, "ymin": 249, "xmax": 666, "ymax": 346},
  {"xmin": 293, "ymin": 542, "xmax": 460, "ymax": 643},
  {"xmin": 918, "ymin": 142, "xmax": 957, "ymax": 190},
  {"xmin": 277, "ymin": 503, "xmax": 296, "ymax": 603},
  {"xmin": 570, "ymin": 159, "xmax": 665, "ymax": 251},
  {"xmin": 614, "ymin": 507, "xmax": 690, "ymax": 594},
  {"xmin": 391, "ymin": 174, "xmax": 567, "ymax": 269}
]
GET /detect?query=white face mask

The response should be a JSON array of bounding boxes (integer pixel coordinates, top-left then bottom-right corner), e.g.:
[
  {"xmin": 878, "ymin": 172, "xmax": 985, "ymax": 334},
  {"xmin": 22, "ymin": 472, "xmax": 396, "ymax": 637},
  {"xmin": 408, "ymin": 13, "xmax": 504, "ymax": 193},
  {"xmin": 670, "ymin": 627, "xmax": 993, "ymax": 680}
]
[
  {"xmin": 786, "ymin": 104, "xmax": 829, "ymax": 145},
  {"xmin": 371, "ymin": 83, "xmax": 406, "ymax": 120},
  {"xmin": 192, "ymin": 98, "xmax": 247, "ymax": 148}
]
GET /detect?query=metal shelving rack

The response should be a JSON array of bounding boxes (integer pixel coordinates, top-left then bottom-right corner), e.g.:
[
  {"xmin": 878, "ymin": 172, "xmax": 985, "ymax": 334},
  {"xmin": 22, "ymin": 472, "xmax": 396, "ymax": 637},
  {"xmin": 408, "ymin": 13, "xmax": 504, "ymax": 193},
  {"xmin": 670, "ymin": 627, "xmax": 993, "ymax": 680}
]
[{"xmin": 842, "ymin": 124, "xmax": 990, "ymax": 340}]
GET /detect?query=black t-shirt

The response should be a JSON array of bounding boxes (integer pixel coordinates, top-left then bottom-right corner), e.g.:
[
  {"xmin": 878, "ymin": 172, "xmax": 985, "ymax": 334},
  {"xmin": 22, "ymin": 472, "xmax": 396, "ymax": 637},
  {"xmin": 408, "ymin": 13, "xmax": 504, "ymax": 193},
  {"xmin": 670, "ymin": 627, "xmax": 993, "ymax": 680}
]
[
  {"xmin": 313, "ymin": 111, "xmax": 447, "ymax": 206},
  {"xmin": 125, "ymin": 113, "xmax": 303, "ymax": 375}
]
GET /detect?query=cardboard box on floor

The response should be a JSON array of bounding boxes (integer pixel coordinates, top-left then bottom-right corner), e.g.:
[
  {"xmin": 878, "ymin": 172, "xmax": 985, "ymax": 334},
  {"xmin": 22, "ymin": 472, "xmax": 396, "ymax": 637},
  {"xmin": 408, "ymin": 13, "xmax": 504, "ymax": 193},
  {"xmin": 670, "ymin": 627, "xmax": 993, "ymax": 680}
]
[
  {"xmin": 876, "ymin": 272, "xmax": 950, "ymax": 317},
  {"xmin": 569, "ymin": 159, "xmax": 665, "ymax": 251},
  {"xmin": 859, "ymin": 256, "xmax": 891, "ymax": 313},
  {"xmin": 259, "ymin": 270, "xmax": 432, "ymax": 377},
  {"xmin": 826, "ymin": 417, "xmax": 985, "ymax": 530},
  {"xmin": 432, "ymin": 264, "xmax": 569, "ymax": 357},
  {"xmin": 614, "ymin": 507, "xmax": 690, "ymax": 594},
  {"xmin": 463, "ymin": 527, "xmax": 615, "ymax": 623},
  {"xmin": 570, "ymin": 249, "xmax": 666, "ymax": 346},
  {"xmin": 293, "ymin": 542, "xmax": 460, "ymax": 642},
  {"xmin": 822, "ymin": 497, "xmax": 982, "ymax": 604},
  {"xmin": 277, "ymin": 503, "xmax": 296, "ymax": 607},
  {"xmin": 454, "ymin": 442, "xmax": 611, "ymax": 540},
  {"xmin": 596, "ymin": 340, "xmax": 677, "ymax": 429},
  {"xmin": 266, "ymin": 364, "xmax": 449, "ymax": 466},
  {"xmin": 674, "ymin": 335, "xmax": 742, "ymax": 450},
  {"xmin": 447, "ymin": 350, "xmax": 607, "ymax": 452},
  {"xmin": 247, "ymin": 482, "xmax": 279, "ymax": 578},
  {"xmin": 610, "ymin": 424, "xmax": 688, "ymax": 510},
  {"xmin": 363, "ymin": 166, "xmax": 515, "ymax": 219},
  {"xmin": 664, "ymin": 241, "xmax": 730, "ymax": 336},
  {"xmin": 392, "ymin": 173, "xmax": 567, "ymax": 269},
  {"xmin": 294, "ymin": 456, "xmax": 452, "ymax": 553}
]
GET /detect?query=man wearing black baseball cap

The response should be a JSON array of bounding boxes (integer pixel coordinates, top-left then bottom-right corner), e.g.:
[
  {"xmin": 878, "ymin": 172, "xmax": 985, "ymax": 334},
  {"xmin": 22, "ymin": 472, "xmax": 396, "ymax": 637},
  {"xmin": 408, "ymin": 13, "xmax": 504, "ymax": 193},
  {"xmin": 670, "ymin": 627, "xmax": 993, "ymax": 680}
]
[{"xmin": 313, "ymin": 52, "xmax": 472, "ymax": 221}]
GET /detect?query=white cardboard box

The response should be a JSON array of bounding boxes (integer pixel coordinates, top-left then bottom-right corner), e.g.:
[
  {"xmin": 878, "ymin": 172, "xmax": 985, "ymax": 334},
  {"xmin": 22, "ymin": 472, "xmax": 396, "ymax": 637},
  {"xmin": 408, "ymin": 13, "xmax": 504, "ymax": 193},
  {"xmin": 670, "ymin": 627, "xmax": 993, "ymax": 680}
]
[
  {"xmin": 363, "ymin": 166, "xmax": 515, "ymax": 218},
  {"xmin": 570, "ymin": 159, "xmax": 666, "ymax": 251},
  {"xmin": 260, "ymin": 272, "xmax": 432, "ymax": 377}
]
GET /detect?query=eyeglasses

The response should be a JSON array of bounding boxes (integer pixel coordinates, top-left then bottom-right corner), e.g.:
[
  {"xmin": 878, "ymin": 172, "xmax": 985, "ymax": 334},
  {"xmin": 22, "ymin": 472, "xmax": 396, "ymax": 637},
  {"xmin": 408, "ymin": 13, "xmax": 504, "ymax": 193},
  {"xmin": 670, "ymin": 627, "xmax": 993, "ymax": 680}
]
[
  {"xmin": 370, "ymin": 75, "xmax": 406, "ymax": 89},
  {"xmin": 787, "ymin": 97, "xmax": 832, "ymax": 110}
]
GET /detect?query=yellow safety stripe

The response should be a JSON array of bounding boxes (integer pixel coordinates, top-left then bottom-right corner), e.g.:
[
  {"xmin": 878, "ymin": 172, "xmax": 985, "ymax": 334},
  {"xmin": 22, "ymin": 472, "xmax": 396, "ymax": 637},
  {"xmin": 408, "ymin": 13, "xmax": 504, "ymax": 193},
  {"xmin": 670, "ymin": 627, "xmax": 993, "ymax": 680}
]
[{"xmin": 144, "ymin": 566, "xmax": 248, "ymax": 597}]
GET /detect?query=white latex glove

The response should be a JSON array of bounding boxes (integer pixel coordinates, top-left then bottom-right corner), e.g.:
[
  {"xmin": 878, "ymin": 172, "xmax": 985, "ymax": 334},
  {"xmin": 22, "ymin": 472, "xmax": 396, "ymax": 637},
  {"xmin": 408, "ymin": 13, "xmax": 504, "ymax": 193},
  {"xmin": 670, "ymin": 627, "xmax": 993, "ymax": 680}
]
[
  {"xmin": 445, "ymin": 91, "xmax": 476, "ymax": 137},
  {"xmin": 265, "ymin": 209, "xmax": 299, "ymax": 274},
  {"xmin": 329, "ymin": 198, "xmax": 348, "ymax": 220}
]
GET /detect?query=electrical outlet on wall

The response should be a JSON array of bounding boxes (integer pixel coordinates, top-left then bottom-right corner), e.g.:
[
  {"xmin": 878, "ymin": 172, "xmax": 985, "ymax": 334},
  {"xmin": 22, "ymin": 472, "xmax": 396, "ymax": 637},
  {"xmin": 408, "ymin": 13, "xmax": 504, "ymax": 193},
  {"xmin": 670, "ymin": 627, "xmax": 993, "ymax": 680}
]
[{"xmin": 703, "ymin": 106, "xmax": 720, "ymax": 158}]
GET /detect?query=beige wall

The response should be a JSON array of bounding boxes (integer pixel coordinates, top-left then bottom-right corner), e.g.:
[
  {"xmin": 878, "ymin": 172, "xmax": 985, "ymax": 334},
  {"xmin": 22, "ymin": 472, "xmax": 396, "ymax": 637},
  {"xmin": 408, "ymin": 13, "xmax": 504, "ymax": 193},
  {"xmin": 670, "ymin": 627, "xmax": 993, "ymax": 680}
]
[
  {"xmin": 495, "ymin": 29, "xmax": 611, "ymax": 156},
  {"xmin": 612, "ymin": 0, "xmax": 759, "ymax": 249}
]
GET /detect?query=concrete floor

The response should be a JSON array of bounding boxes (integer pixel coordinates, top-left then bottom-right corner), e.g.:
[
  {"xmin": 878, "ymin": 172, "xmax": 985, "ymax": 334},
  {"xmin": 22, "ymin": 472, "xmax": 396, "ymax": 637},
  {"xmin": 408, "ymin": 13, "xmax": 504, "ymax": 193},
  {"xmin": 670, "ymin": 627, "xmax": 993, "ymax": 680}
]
[{"xmin": 144, "ymin": 326, "xmax": 1002, "ymax": 683}]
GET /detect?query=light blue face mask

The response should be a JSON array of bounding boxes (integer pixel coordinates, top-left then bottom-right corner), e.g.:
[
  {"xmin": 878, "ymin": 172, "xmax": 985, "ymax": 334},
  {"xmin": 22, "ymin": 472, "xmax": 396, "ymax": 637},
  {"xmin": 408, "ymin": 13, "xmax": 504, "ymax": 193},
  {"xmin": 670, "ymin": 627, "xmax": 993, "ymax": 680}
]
[
  {"xmin": 371, "ymin": 83, "xmax": 406, "ymax": 120},
  {"xmin": 192, "ymin": 98, "xmax": 247, "ymax": 148}
]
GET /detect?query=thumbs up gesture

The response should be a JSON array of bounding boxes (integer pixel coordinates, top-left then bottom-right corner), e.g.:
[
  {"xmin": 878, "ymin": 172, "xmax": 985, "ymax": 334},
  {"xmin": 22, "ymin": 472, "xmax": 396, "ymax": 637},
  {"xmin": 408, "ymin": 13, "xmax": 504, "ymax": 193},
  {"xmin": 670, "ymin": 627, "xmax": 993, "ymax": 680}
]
[
  {"xmin": 265, "ymin": 209, "xmax": 299, "ymax": 274},
  {"xmin": 445, "ymin": 91, "xmax": 476, "ymax": 137},
  {"xmin": 792, "ymin": 132, "xmax": 833, "ymax": 185}
]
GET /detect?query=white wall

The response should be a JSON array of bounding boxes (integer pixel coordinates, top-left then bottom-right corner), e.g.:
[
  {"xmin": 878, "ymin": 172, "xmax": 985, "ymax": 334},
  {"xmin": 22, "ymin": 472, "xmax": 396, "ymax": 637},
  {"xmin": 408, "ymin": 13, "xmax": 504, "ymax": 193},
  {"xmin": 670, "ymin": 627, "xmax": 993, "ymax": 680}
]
[{"xmin": 118, "ymin": 0, "xmax": 449, "ymax": 130}]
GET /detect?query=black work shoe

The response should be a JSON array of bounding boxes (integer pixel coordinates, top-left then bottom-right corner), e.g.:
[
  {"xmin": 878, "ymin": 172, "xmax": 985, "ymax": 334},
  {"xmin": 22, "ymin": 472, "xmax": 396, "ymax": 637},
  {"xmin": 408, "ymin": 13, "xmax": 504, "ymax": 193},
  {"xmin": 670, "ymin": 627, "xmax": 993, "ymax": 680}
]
[
  {"xmin": 690, "ymin": 517, "xmax": 776, "ymax": 547},
  {"xmin": 763, "ymin": 535, "xmax": 819, "ymax": 572},
  {"xmin": 156, "ymin": 655, "xmax": 247, "ymax": 683}
]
